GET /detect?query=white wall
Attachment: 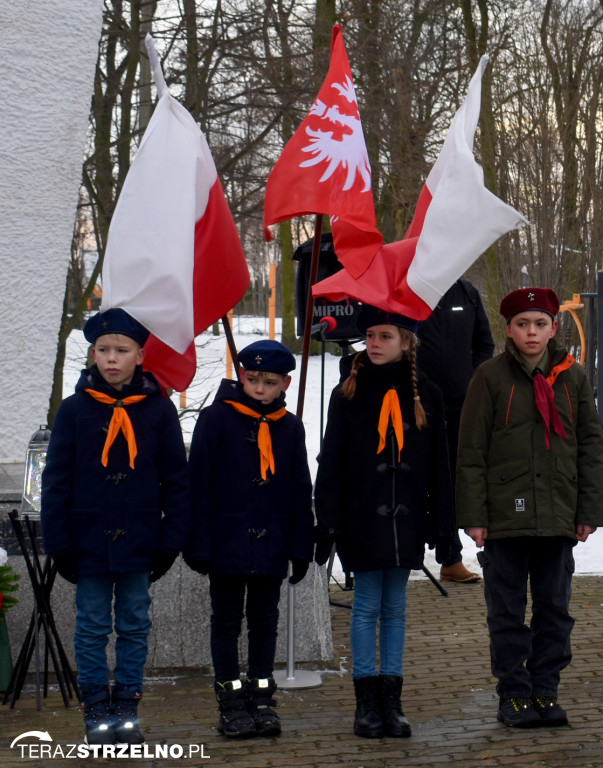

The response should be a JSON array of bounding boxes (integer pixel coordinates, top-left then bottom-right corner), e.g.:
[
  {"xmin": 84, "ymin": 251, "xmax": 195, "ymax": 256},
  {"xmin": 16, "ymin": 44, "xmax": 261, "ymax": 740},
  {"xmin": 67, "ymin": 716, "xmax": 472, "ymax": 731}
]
[{"xmin": 0, "ymin": 2, "xmax": 104, "ymax": 461}]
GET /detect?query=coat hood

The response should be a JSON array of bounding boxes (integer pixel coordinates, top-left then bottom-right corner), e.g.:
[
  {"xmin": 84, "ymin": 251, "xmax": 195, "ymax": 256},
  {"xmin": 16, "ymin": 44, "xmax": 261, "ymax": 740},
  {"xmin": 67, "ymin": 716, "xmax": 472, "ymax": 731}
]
[
  {"xmin": 75, "ymin": 364, "xmax": 162, "ymax": 399},
  {"xmin": 213, "ymin": 377, "xmax": 288, "ymax": 415}
]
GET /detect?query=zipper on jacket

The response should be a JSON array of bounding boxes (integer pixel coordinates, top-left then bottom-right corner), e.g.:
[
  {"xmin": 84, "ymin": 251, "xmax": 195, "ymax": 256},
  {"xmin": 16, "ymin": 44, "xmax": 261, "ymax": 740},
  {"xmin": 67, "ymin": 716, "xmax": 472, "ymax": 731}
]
[
  {"xmin": 505, "ymin": 385, "xmax": 515, "ymax": 425},
  {"xmin": 389, "ymin": 430, "xmax": 400, "ymax": 566},
  {"xmin": 392, "ymin": 516, "xmax": 400, "ymax": 566}
]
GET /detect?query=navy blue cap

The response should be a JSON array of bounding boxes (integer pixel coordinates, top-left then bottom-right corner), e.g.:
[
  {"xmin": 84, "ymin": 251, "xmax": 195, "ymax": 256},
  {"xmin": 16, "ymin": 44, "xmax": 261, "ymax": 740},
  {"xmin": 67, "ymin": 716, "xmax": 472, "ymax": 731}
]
[
  {"xmin": 84, "ymin": 308, "xmax": 150, "ymax": 346},
  {"xmin": 238, "ymin": 340, "xmax": 296, "ymax": 375},
  {"xmin": 356, "ymin": 304, "xmax": 420, "ymax": 335}
]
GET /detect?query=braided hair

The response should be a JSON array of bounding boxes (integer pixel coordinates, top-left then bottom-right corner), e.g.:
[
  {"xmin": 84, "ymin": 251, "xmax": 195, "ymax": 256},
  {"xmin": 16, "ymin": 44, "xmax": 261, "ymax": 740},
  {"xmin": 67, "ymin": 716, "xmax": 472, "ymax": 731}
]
[{"xmin": 341, "ymin": 328, "xmax": 426, "ymax": 430}]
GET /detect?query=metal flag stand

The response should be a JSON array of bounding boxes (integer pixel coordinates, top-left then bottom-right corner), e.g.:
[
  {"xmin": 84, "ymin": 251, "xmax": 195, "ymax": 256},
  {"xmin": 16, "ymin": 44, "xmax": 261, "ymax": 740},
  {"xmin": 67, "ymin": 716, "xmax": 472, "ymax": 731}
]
[{"xmin": 275, "ymin": 215, "xmax": 325, "ymax": 690}]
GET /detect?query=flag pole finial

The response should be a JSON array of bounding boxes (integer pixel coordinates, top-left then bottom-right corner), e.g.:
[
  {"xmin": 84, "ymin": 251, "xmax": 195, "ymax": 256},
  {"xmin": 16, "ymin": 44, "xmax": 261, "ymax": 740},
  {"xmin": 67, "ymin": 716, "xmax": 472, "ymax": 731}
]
[{"xmin": 145, "ymin": 33, "xmax": 168, "ymax": 98}]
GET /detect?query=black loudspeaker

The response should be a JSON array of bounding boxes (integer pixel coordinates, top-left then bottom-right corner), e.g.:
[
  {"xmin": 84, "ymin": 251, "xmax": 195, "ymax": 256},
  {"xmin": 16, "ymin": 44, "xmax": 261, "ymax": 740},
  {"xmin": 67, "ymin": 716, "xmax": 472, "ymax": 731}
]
[{"xmin": 293, "ymin": 233, "xmax": 363, "ymax": 342}]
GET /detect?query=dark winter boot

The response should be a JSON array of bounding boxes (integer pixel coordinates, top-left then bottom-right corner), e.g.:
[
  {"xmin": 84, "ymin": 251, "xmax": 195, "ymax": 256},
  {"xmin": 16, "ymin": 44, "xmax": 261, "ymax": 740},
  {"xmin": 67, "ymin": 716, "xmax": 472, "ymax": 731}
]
[
  {"xmin": 497, "ymin": 696, "xmax": 541, "ymax": 728},
  {"xmin": 531, "ymin": 695, "xmax": 569, "ymax": 727},
  {"xmin": 247, "ymin": 676, "xmax": 281, "ymax": 736},
  {"xmin": 112, "ymin": 687, "xmax": 145, "ymax": 744},
  {"xmin": 353, "ymin": 677, "xmax": 384, "ymax": 739},
  {"xmin": 80, "ymin": 688, "xmax": 115, "ymax": 745},
  {"xmin": 215, "ymin": 679, "xmax": 256, "ymax": 738},
  {"xmin": 380, "ymin": 675, "xmax": 412, "ymax": 738}
]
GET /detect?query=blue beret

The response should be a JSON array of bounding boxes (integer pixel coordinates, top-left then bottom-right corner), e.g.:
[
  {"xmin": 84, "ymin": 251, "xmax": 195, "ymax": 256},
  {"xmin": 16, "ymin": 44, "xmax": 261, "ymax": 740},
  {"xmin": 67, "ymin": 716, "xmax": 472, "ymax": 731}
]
[
  {"xmin": 356, "ymin": 304, "xmax": 420, "ymax": 335},
  {"xmin": 84, "ymin": 309, "xmax": 150, "ymax": 346},
  {"xmin": 238, "ymin": 340, "xmax": 296, "ymax": 375}
]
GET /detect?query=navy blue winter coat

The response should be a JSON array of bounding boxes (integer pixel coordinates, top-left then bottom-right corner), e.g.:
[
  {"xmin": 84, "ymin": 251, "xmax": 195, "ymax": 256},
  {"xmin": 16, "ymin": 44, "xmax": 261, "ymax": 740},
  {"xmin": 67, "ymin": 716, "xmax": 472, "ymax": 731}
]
[
  {"xmin": 41, "ymin": 365, "xmax": 189, "ymax": 576},
  {"xmin": 184, "ymin": 379, "xmax": 314, "ymax": 579},
  {"xmin": 315, "ymin": 356, "xmax": 455, "ymax": 573}
]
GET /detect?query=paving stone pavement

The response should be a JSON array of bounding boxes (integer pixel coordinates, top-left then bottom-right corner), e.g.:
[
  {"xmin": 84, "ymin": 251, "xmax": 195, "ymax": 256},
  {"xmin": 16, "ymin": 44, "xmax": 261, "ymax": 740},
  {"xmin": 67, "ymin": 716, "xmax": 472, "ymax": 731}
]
[{"xmin": 1, "ymin": 577, "xmax": 602, "ymax": 767}]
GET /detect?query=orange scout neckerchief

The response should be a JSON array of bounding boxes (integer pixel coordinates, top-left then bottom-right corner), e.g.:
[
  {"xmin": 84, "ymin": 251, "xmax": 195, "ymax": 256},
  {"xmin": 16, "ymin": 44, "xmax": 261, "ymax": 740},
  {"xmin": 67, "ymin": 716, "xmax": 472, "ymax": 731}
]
[
  {"xmin": 224, "ymin": 400, "xmax": 287, "ymax": 479},
  {"xmin": 85, "ymin": 389, "xmax": 147, "ymax": 468},
  {"xmin": 377, "ymin": 388, "xmax": 404, "ymax": 461}
]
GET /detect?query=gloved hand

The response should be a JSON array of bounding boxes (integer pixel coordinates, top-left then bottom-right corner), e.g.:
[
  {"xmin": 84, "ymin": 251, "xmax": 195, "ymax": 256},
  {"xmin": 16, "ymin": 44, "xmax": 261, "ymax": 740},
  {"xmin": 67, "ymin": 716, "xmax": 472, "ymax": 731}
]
[
  {"xmin": 428, "ymin": 536, "xmax": 452, "ymax": 565},
  {"xmin": 149, "ymin": 550, "xmax": 178, "ymax": 583},
  {"xmin": 184, "ymin": 558, "xmax": 210, "ymax": 575},
  {"xmin": 314, "ymin": 528, "xmax": 336, "ymax": 567},
  {"xmin": 289, "ymin": 559, "xmax": 309, "ymax": 585},
  {"xmin": 53, "ymin": 552, "xmax": 78, "ymax": 584}
]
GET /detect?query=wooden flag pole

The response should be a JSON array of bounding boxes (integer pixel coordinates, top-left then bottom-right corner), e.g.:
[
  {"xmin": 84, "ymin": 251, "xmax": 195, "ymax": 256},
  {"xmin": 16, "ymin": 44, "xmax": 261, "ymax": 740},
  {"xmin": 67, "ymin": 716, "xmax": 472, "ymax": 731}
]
[
  {"xmin": 221, "ymin": 313, "xmax": 240, "ymax": 380},
  {"xmin": 269, "ymin": 263, "xmax": 277, "ymax": 340},
  {"xmin": 296, "ymin": 214, "xmax": 323, "ymax": 418}
]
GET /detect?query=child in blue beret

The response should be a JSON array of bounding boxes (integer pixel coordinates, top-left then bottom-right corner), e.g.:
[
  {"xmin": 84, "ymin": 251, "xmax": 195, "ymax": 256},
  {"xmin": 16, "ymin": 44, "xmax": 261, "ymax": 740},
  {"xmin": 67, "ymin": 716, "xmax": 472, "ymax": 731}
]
[
  {"xmin": 314, "ymin": 304, "xmax": 455, "ymax": 739},
  {"xmin": 41, "ymin": 308, "xmax": 188, "ymax": 746},
  {"xmin": 184, "ymin": 339, "xmax": 313, "ymax": 738}
]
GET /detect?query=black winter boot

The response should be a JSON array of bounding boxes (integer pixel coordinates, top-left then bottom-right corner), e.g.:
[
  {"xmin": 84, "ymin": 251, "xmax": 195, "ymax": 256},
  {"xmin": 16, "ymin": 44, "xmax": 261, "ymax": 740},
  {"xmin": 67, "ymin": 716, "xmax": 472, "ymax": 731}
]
[
  {"xmin": 353, "ymin": 677, "xmax": 384, "ymax": 738},
  {"xmin": 80, "ymin": 688, "xmax": 115, "ymax": 745},
  {"xmin": 247, "ymin": 676, "xmax": 281, "ymax": 736},
  {"xmin": 112, "ymin": 687, "xmax": 145, "ymax": 744},
  {"xmin": 215, "ymin": 680, "xmax": 256, "ymax": 738},
  {"xmin": 380, "ymin": 675, "xmax": 411, "ymax": 737}
]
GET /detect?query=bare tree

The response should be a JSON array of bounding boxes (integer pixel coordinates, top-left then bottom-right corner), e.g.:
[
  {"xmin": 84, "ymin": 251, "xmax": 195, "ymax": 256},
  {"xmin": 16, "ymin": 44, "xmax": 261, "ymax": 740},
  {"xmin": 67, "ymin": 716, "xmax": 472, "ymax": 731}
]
[{"xmin": 50, "ymin": 0, "xmax": 603, "ymax": 417}]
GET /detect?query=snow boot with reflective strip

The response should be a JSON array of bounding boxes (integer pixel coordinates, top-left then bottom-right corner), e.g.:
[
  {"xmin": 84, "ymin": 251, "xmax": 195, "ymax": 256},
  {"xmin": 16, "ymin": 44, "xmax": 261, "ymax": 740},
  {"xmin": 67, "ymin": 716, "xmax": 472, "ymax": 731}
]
[
  {"xmin": 215, "ymin": 679, "xmax": 256, "ymax": 738},
  {"xmin": 81, "ymin": 688, "xmax": 115, "ymax": 746},
  {"xmin": 112, "ymin": 687, "xmax": 145, "ymax": 744},
  {"xmin": 247, "ymin": 676, "xmax": 281, "ymax": 736}
]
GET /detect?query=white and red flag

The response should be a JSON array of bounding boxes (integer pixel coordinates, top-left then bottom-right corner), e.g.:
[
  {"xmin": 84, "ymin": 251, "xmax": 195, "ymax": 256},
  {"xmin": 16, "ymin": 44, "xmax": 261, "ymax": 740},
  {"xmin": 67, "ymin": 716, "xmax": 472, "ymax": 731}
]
[
  {"xmin": 264, "ymin": 24, "xmax": 382, "ymax": 279},
  {"xmin": 313, "ymin": 55, "xmax": 528, "ymax": 318},
  {"xmin": 100, "ymin": 34, "xmax": 250, "ymax": 391}
]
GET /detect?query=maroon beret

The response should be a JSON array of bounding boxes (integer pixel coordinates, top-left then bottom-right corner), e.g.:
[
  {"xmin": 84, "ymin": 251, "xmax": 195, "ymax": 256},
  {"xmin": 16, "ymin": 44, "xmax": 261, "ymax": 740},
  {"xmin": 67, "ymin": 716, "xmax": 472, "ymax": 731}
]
[{"xmin": 500, "ymin": 287, "xmax": 560, "ymax": 322}]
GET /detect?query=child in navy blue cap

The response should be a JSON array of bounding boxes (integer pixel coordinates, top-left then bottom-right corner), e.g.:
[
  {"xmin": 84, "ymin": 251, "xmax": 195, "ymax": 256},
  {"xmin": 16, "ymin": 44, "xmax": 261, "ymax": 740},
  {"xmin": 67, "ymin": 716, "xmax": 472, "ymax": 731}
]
[
  {"xmin": 41, "ymin": 308, "xmax": 188, "ymax": 746},
  {"xmin": 314, "ymin": 304, "xmax": 454, "ymax": 739},
  {"xmin": 184, "ymin": 339, "xmax": 313, "ymax": 738}
]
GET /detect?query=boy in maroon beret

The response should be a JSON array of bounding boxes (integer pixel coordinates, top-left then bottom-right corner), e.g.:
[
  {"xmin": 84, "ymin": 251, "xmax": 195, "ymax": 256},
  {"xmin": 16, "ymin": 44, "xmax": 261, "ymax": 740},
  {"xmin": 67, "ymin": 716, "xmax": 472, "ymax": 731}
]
[{"xmin": 456, "ymin": 287, "xmax": 603, "ymax": 728}]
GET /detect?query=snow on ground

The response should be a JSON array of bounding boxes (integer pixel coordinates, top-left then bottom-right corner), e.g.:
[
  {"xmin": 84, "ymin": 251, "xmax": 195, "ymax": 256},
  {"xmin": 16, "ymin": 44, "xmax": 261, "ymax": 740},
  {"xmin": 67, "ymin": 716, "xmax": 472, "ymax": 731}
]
[{"xmin": 65, "ymin": 315, "xmax": 603, "ymax": 577}]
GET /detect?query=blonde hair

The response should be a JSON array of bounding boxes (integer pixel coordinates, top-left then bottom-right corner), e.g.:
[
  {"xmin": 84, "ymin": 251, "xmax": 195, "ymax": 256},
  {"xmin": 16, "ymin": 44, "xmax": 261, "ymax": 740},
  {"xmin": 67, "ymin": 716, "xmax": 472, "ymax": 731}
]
[
  {"xmin": 241, "ymin": 368, "xmax": 286, "ymax": 383},
  {"xmin": 341, "ymin": 328, "xmax": 426, "ymax": 430}
]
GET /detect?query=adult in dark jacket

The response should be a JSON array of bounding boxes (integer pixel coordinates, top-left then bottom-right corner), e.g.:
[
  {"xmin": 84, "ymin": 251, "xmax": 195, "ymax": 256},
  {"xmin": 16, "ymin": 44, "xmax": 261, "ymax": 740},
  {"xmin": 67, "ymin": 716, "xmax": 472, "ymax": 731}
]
[
  {"xmin": 184, "ymin": 340, "xmax": 313, "ymax": 739},
  {"xmin": 315, "ymin": 306, "xmax": 454, "ymax": 740},
  {"xmin": 417, "ymin": 278, "xmax": 494, "ymax": 582},
  {"xmin": 41, "ymin": 309, "xmax": 188, "ymax": 746}
]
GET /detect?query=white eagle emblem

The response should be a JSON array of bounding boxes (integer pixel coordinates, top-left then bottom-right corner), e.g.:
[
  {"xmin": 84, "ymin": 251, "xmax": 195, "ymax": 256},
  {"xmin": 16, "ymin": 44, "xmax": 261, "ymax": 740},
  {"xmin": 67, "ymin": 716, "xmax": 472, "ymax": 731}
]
[{"xmin": 300, "ymin": 76, "xmax": 372, "ymax": 193}]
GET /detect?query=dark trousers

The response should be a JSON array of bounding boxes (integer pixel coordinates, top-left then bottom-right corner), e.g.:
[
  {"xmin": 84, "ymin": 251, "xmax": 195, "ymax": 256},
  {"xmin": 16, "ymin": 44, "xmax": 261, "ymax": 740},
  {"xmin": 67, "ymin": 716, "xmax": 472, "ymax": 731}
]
[
  {"xmin": 209, "ymin": 573, "xmax": 282, "ymax": 683},
  {"xmin": 482, "ymin": 537, "xmax": 575, "ymax": 698}
]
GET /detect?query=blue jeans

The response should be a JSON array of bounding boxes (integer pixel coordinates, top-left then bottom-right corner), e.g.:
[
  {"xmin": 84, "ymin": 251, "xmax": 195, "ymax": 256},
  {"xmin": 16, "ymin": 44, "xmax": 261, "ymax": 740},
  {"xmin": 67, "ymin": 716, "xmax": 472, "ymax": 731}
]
[
  {"xmin": 351, "ymin": 567, "xmax": 410, "ymax": 678},
  {"xmin": 74, "ymin": 573, "xmax": 151, "ymax": 692}
]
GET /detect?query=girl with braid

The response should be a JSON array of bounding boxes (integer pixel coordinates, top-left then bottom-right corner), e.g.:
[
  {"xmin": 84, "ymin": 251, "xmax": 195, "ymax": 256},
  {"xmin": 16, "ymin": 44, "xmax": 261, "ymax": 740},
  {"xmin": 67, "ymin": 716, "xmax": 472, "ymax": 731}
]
[{"xmin": 314, "ymin": 304, "xmax": 455, "ymax": 740}]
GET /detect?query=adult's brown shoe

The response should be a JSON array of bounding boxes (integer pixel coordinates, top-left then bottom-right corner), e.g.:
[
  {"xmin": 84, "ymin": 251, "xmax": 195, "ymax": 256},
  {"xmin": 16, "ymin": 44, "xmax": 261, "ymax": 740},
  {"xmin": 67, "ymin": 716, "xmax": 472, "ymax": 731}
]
[{"xmin": 440, "ymin": 562, "xmax": 481, "ymax": 583}]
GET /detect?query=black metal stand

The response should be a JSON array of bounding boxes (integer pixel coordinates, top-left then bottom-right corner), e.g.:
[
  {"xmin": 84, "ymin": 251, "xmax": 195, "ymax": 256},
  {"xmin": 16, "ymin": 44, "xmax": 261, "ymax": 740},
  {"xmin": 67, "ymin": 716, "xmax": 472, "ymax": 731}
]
[
  {"xmin": 3, "ymin": 510, "xmax": 79, "ymax": 709},
  {"xmin": 422, "ymin": 565, "xmax": 448, "ymax": 596}
]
